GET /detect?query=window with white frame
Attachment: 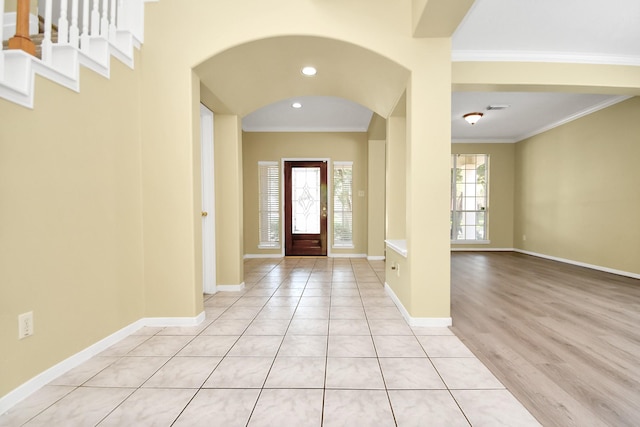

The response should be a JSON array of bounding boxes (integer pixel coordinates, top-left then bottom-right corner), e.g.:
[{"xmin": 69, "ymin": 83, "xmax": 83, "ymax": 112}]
[
  {"xmin": 451, "ymin": 154, "xmax": 489, "ymax": 242},
  {"xmin": 258, "ymin": 161, "xmax": 280, "ymax": 248},
  {"xmin": 333, "ymin": 162, "xmax": 353, "ymax": 247}
]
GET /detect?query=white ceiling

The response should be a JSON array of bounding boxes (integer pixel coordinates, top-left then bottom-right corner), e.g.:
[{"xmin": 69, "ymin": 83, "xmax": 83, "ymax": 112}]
[{"xmin": 241, "ymin": 0, "xmax": 639, "ymax": 142}]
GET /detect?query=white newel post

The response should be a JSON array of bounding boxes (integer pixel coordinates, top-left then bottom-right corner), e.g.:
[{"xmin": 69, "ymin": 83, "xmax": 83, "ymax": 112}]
[
  {"xmin": 69, "ymin": 0, "xmax": 80, "ymax": 47},
  {"xmin": 58, "ymin": 0, "xmax": 69, "ymax": 44},
  {"xmin": 90, "ymin": 0, "xmax": 99, "ymax": 36},
  {"xmin": 41, "ymin": 0, "xmax": 53, "ymax": 63},
  {"xmin": 108, "ymin": 0, "xmax": 116, "ymax": 40},
  {"xmin": 100, "ymin": 0, "xmax": 108, "ymax": 37},
  {"xmin": 81, "ymin": 0, "xmax": 90, "ymax": 50}
]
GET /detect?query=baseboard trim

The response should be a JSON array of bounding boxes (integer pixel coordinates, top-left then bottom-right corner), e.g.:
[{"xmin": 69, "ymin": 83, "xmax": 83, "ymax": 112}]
[
  {"xmin": 514, "ymin": 249, "xmax": 640, "ymax": 280},
  {"xmin": 451, "ymin": 247, "xmax": 515, "ymax": 252},
  {"xmin": 244, "ymin": 254, "xmax": 283, "ymax": 259},
  {"xmin": 367, "ymin": 256, "xmax": 386, "ymax": 261},
  {"xmin": 217, "ymin": 282, "xmax": 246, "ymax": 292},
  {"xmin": 384, "ymin": 283, "xmax": 453, "ymax": 327},
  {"xmin": 0, "ymin": 314, "xmax": 205, "ymax": 415},
  {"xmin": 329, "ymin": 253, "xmax": 367, "ymax": 258}
]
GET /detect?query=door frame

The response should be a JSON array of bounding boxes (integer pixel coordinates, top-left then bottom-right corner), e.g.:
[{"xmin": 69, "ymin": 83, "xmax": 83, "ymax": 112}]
[
  {"xmin": 200, "ymin": 104, "xmax": 216, "ymax": 294},
  {"xmin": 281, "ymin": 158, "xmax": 332, "ymax": 257}
]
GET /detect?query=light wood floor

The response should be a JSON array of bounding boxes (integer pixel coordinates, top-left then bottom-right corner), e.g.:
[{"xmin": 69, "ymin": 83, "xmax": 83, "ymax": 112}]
[{"xmin": 450, "ymin": 252, "xmax": 640, "ymax": 427}]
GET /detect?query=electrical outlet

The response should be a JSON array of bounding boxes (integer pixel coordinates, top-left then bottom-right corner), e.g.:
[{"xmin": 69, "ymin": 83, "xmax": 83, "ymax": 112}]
[
  {"xmin": 523, "ymin": 235, "xmax": 527, "ymax": 241},
  {"xmin": 18, "ymin": 311, "xmax": 34, "ymax": 339}
]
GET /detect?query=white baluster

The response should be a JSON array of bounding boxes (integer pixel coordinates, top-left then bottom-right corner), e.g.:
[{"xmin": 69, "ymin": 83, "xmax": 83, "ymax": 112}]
[
  {"xmin": 100, "ymin": 0, "xmax": 108, "ymax": 37},
  {"xmin": 116, "ymin": 0, "xmax": 124, "ymax": 30},
  {"xmin": 58, "ymin": 0, "xmax": 69, "ymax": 44},
  {"xmin": 81, "ymin": 0, "xmax": 90, "ymax": 50},
  {"xmin": 90, "ymin": 0, "xmax": 99, "ymax": 36},
  {"xmin": 108, "ymin": 0, "xmax": 116, "ymax": 40},
  {"xmin": 69, "ymin": 0, "xmax": 80, "ymax": 47},
  {"xmin": 42, "ymin": 0, "xmax": 53, "ymax": 63}
]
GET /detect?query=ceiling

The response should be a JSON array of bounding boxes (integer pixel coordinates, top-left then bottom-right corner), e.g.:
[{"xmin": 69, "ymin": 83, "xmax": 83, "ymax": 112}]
[{"xmin": 238, "ymin": 0, "xmax": 639, "ymax": 142}]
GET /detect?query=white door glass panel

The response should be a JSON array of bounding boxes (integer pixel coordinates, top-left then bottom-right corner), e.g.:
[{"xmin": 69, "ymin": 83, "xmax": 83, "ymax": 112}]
[{"xmin": 292, "ymin": 167, "xmax": 321, "ymax": 234}]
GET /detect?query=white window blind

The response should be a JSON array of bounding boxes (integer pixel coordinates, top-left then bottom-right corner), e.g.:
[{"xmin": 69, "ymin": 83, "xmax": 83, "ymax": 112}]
[
  {"xmin": 333, "ymin": 162, "xmax": 353, "ymax": 248},
  {"xmin": 258, "ymin": 161, "xmax": 280, "ymax": 249},
  {"xmin": 451, "ymin": 154, "xmax": 489, "ymax": 242}
]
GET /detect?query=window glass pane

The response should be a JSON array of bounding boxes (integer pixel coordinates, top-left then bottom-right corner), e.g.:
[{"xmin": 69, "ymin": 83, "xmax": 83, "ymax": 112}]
[
  {"xmin": 450, "ymin": 154, "xmax": 489, "ymax": 242},
  {"xmin": 333, "ymin": 163, "xmax": 353, "ymax": 246},
  {"xmin": 292, "ymin": 167, "xmax": 320, "ymax": 234}
]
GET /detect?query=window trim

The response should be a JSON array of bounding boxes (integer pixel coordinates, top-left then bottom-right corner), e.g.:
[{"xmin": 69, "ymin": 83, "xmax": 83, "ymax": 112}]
[{"xmin": 451, "ymin": 154, "xmax": 490, "ymax": 244}]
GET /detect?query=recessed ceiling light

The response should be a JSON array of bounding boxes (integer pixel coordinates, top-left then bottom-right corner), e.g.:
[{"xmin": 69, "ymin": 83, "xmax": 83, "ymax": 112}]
[
  {"xmin": 292, "ymin": 102, "xmax": 302, "ymax": 109},
  {"xmin": 301, "ymin": 66, "xmax": 317, "ymax": 76}
]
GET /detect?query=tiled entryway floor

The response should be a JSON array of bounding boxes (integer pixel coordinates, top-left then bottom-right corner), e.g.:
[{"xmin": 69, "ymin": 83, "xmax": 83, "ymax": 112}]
[{"xmin": 1, "ymin": 257, "xmax": 540, "ymax": 426}]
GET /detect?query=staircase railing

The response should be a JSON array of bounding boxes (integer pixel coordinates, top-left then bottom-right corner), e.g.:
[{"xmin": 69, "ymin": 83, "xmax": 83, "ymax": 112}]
[{"xmin": 1, "ymin": 0, "xmax": 152, "ymax": 108}]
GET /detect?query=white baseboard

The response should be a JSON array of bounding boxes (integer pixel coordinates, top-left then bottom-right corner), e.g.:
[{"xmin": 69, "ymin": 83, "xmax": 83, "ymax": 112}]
[
  {"xmin": 367, "ymin": 256, "xmax": 386, "ymax": 261},
  {"xmin": 384, "ymin": 283, "xmax": 452, "ymax": 327},
  {"xmin": 0, "ymin": 313, "xmax": 205, "ymax": 415},
  {"xmin": 244, "ymin": 254, "xmax": 283, "ymax": 259},
  {"xmin": 451, "ymin": 247, "xmax": 515, "ymax": 252},
  {"xmin": 329, "ymin": 253, "xmax": 366, "ymax": 258},
  {"xmin": 514, "ymin": 249, "xmax": 640, "ymax": 280},
  {"xmin": 217, "ymin": 282, "xmax": 246, "ymax": 292}
]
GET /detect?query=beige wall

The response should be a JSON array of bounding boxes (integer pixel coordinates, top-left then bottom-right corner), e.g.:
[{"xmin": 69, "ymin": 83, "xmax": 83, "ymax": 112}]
[
  {"xmin": 0, "ymin": 58, "xmax": 145, "ymax": 396},
  {"xmin": 368, "ymin": 140, "xmax": 386, "ymax": 258},
  {"xmin": 451, "ymin": 143, "xmax": 516, "ymax": 250},
  {"xmin": 242, "ymin": 132, "xmax": 369, "ymax": 256},
  {"xmin": 515, "ymin": 97, "xmax": 640, "ymax": 275}
]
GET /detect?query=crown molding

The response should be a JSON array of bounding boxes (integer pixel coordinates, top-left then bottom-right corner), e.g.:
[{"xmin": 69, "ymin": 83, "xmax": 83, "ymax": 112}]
[
  {"xmin": 452, "ymin": 138, "xmax": 517, "ymax": 144},
  {"xmin": 452, "ymin": 50, "xmax": 640, "ymax": 66},
  {"xmin": 514, "ymin": 95, "xmax": 632, "ymax": 142},
  {"xmin": 242, "ymin": 125, "xmax": 369, "ymax": 133}
]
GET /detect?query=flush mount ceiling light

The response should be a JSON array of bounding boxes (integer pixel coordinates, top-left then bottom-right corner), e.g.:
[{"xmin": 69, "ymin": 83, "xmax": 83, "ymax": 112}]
[
  {"xmin": 463, "ymin": 112, "xmax": 483, "ymax": 125},
  {"xmin": 301, "ymin": 66, "xmax": 317, "ymax": 76},
  {"xmin": 291, "ymin": 102, "xmax": 303, "ymax": 109}
]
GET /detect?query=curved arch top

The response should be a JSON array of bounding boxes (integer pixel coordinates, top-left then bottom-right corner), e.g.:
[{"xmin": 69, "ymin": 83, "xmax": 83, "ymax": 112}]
[{"xmin": 194, "ymin": 35, "xmax": 410, "ymax": 118}]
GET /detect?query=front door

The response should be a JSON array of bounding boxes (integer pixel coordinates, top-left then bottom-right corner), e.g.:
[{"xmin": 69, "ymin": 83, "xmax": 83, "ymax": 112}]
[{"xmin": 284, "ymin": 160, "xmax": 328, "ymax": 256}]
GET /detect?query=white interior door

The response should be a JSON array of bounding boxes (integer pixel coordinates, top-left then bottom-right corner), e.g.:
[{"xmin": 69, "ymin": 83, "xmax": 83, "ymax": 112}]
[{"xmin": 200, "ymin": 104, "xmax": 216, "ymax": 294}]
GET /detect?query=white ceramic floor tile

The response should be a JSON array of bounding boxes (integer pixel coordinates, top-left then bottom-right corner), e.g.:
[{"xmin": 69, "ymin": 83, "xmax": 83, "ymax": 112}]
[
  {"xmin": 287, "ymin": 319, "xmax": 329, "ymax": 335},
  {"xmin": 418, "ymin": 335, "xmax": 476, "ymax": 357},
  {"xmin": 329, "ymin": 306, "xmax": 366, "ymax": 320},
  {"xmin": 49, "ymin": 356, "xmax": 119, "ymax": 386},
  {"xmin": 373, "ymin": 335, "xmax": 427, "ymax": 358},
  {"xmin": 363, "ymin": 306, "xmax": 404, "ymax": 320},
  {"xmin": 0, "ymin": 386, "xmax": 74, "ymax": 427},
  {"xmin": 388, "ymin": 390, "xmax": 470, "ymax": 427},
  {"xmin": 84, "ymin": 356, "xmax": 169, "ymax": 387},
  {"xmin": 24, "ymin": 387, "xmax": 133, "ymax": 426},
  {"xmin": 379, "ymin": 358, "xmax": 446, "ymax": 389},
  {"xmin": 323, "ymin": 389, "xmax": 395, "ymax": 427},
  {"xmin": 411, "ymin": 326, "xmax": 455, "ymax": 336},
  {"xmin": 227, "ymin": 335, "xmax": 283, "ymax": 357},
  {"xmin": 452, "ymin": 389, "xmax": 542, "ymax": 426},
  {"xmin": 329, "ymin": 319, "xmax": 370, "ymax": 335},
  {"xmin": 278, "ymin": 335, "xmax": 328, "ymax": 357},
  {"xmin": 325, "ymin": 357, "xmax": 385, "ymax": 389},
  {"xmin": 248, "ymin": 389, "xmax": 323, "ymax": 427},
  {"xmin": 142, "ymin": 356, "xmax": 221, "ymax": 388},
  {"xmin": 201, "ymin": 318, "xmax": 252, "ymax": 335},
  {"xmin": 327, "ymin": 335, "xmax": 377, "ymax": 358},
  {"xmin": 97, "ymin": 388, "xmax": 195, "ymax": 426},
  {"xmin": 99, "ymin": 335, "xmax": 150, "ymax": 356},
  {"xmin": 368, "ymin": 319, "xmax": 413, "ymax": 335},
  {"xmin": 177, "ymin": 335, "xmax": 239, "ymax": 356},
  {"xmin": 173, "ymin": 389, "xmax": 260, "ymax": 427},
  {"xmin": 127, "ymin": 335, "xmax": 194, "ymax": 357},
  {"xmin": 431, "ymin": 358, "xmax": 505, "ymax": 389},
  {"xmin": 254, "ymin": 306, "xmax": 296, "ymax": 320},
  {"xmin": 264, "ymin": 357, "xmax": 326, "ymax": 388},
  {"xmin": 217, "ymin": 306, "xmax": 263, "ymax": 320},
  {"xmin": 203, "ymin": 356, "xmax": 273, "ymax": 388},
  {"xmin": 244, "ymin": 319, "xmax": 290, "ymax": 335}
]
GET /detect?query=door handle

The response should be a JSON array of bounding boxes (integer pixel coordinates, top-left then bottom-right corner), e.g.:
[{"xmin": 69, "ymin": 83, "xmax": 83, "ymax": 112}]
[{"xmin": 201, "ymin": 211, "xmax": 208, "ymax": 217}]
